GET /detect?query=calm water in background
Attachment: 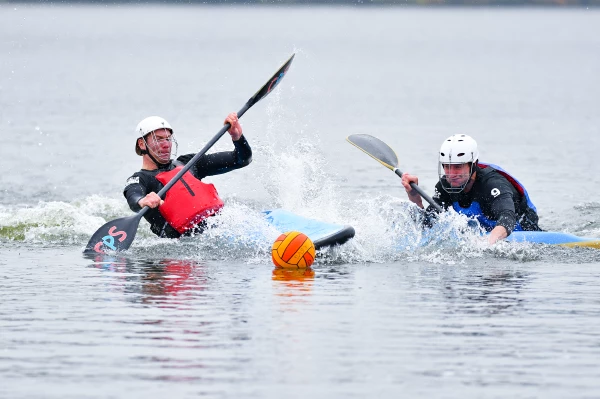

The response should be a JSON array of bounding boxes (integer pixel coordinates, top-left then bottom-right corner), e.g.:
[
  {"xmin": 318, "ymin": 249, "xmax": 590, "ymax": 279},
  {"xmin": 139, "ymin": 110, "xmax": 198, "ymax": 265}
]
[{"xmin": 1, "ymin": 5, "xmax": 600, "ymax": 398}]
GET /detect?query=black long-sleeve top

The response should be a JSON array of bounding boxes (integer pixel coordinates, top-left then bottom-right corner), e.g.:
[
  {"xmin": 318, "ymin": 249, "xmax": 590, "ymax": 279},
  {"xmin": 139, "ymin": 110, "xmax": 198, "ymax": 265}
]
[
  {"xmin": 423, "ymin": 165, "xmax": 540, "ymax": 235},
  {"xmin": 123, "ymin": 135, "xmax": 252, "ymax": 238}
]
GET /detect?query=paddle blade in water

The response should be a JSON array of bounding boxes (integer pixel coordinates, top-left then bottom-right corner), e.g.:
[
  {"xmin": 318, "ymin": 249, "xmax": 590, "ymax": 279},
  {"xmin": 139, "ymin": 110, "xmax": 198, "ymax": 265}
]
[
  {"xmin": 83, "ymin": 214, "xmax": 142, "ymax": 255},
  {"xmin": 347, "ymin": 134, "xmax": 399, "ymax": 170},
  {"xmin": 246, "ymin": 53, "xmax": 295, "ymax": 109}
]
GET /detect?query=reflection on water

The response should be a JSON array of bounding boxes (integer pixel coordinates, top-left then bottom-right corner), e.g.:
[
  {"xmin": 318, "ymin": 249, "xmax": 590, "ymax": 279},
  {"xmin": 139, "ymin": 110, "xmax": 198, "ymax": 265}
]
[
  {"xmin": 271, "ymin": 267, "xmax": 315, "ymax": 311},
  {"xmin": 88, "ymin": 255, "xmax": 208, "ymax": 306},
  {"xmin": 272, "ymin": 267, "xmax": 315, "ymax": 282},
  {"xmin": 139, "ymin": 260, "xmax": 200, "ymax": 303},
  {"xmin": 2, "ymin": 250, "xmax": 600, "ymax": 398}
]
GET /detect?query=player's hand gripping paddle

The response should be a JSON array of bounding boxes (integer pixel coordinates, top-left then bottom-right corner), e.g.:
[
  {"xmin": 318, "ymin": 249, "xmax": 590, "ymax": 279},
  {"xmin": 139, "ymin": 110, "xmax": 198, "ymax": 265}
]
[
  {"xmin": 84, "ymin": 54, "xmax": 295, "ymax": 254},
  {"xmin": 346, "ymin": 134, "xmax": 443, "ymax": 212}
]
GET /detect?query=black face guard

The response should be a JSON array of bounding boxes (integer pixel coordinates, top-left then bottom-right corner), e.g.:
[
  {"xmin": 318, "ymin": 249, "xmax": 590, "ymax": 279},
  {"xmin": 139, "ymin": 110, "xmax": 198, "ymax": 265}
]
[
  {"xmin": 138, "ymin": 131, "xmax": 178, "ymax": 165},
  {"xmin": 439, "ymin": 162, "xmax": 477, "ymax": 194}
]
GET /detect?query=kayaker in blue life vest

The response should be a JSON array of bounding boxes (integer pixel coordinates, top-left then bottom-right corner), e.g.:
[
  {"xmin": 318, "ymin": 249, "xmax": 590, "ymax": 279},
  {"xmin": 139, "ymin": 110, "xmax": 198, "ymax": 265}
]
[
  {"xmin": 123, "ymin": 113, "xmax": 252, "ymax": 238},
  {"xmin": 401, "ymin": 134, "xmax": 541, "ymax": 245}
]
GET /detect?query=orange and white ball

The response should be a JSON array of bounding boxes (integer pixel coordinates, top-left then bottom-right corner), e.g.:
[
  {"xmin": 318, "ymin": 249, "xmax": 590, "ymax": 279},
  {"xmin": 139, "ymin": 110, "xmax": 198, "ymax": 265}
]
[{"xmin": 271, "ymin": 231, "xmax": 315, "ymax": 268}]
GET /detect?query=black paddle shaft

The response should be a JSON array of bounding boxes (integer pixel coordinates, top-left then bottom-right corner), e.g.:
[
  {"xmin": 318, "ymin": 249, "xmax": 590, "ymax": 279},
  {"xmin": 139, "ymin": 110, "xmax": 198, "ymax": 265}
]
[{"xmin": 393, "ymin": 168, "xmax": 443, "ymax": 212}]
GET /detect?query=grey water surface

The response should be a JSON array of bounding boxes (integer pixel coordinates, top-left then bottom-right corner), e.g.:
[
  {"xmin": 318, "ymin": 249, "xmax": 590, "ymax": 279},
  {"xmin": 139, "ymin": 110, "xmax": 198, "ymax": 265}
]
[{"xmin": 1, "ymin": 5, "xmax": 600, "ymax": 398}]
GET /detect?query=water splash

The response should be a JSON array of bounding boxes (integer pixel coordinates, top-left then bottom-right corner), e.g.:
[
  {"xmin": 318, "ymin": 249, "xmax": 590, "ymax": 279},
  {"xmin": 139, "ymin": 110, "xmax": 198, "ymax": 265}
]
[
  {"xmin": 2, "ymin": 134, "xmax": 598, "ymax": 264},
  {"xmin": 2, "ymin": 192, "xmax": 597, "ymax": 264},
  {"xmin": 0, "ymin": 200, "xmax": 108, "ymax": 244}
]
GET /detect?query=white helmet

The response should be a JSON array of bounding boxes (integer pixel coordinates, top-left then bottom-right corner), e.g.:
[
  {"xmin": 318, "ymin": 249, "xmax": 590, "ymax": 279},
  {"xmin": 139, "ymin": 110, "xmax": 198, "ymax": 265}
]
[
  {"xmin": 438, "ymin": 134, "xmax": 479, "ymax": 193},
  {"xmin": 135, "ymin": 115, "xmax": 172, "ymax": 138},
  {"xmin": 439, "ymin": 134, "xmax": 479, "ymax": 164},
  {"xmin": 134, "ymin": 116, "xmax": 177, "ymax": 163}
]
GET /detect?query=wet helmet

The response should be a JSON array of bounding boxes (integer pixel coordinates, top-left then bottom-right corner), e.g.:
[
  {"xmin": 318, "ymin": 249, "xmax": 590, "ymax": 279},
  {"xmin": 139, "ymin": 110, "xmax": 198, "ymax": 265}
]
[
  {"xmin": 438, "ymin": 134, "xmax": 479, "ymax": 193},
  {"xmin": 134, "ymin": 116, "xmax": 178, "ymax": 164}
]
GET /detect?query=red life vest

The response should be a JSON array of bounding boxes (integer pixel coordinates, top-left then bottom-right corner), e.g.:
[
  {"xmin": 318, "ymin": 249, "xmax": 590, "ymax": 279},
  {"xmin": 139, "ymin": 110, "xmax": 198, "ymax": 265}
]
[{"xmin": 155, "ymin": 166, "xmax": 224, "ymax": 234}]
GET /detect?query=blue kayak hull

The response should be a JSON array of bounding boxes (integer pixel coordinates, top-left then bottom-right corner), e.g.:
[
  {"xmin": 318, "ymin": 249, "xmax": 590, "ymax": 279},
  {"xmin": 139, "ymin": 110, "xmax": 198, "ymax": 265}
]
[
  {"xmin": 506, "ymin": 231, "xmax": 600, "ymax": 248},
  {"xmin": 263, "ymin": 209, "xmax": 355, "ymax": 250}
]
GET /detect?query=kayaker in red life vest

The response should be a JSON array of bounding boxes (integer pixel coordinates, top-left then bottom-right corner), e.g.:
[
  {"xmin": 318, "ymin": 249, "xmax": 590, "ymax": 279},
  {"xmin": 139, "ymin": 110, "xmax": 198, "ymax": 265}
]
[
  {"xmin": 123, "ymin": 113, "xmax": 252, "ymax": 238},
  {"xmin": 401, "ymin": 134, "xmax": 541, "ymax": 245}
]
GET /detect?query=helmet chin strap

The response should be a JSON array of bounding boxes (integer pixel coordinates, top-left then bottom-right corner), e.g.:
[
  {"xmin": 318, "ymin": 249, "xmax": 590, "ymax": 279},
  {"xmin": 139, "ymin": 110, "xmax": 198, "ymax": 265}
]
[{"xmin": 140, "ymin": 148, "xmax": 170, "ymax": 167}]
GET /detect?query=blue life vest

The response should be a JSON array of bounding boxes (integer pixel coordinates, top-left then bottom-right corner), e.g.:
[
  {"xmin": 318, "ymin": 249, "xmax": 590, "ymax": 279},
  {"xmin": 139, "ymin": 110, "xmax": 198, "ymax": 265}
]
[{"xmin": 451, "ymin": 163, "xmax": 536, "ymax": 232}]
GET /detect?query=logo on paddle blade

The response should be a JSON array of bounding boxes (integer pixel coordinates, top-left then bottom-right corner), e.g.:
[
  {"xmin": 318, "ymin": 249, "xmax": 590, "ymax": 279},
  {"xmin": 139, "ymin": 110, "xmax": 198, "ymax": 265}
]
[
  {"xmin": 267, "ymin": 64, "xmax": 291, "ymax": 94},
  {"xmin": 93, "ymin": 226, "xmax": 128, "ymax": 253}
]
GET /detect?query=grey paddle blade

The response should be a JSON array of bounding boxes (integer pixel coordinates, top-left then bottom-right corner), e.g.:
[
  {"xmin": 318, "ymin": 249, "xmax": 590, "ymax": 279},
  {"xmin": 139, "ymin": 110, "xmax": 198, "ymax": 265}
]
[
  {"xmin": 347, "ymin": 134, "xmax": 443, "ymax": 212},
  {"xmin": 346, "ymin": 134, "xmax": 399, "ymax": 170},
  {"xmin": 246, "ymin": 53, "xmax": 295, "ymax": 110}
]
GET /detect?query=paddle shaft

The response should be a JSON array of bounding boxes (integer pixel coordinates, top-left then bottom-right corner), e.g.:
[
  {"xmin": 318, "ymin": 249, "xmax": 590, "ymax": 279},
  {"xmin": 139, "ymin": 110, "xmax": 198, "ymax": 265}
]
[
  {"xmin": 137, "ymin": 102, "xmax": 250, "ymax": 219},
  {"xmin": 394, "ymin": 168, "xmax": 443, "ymax": 212}
]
